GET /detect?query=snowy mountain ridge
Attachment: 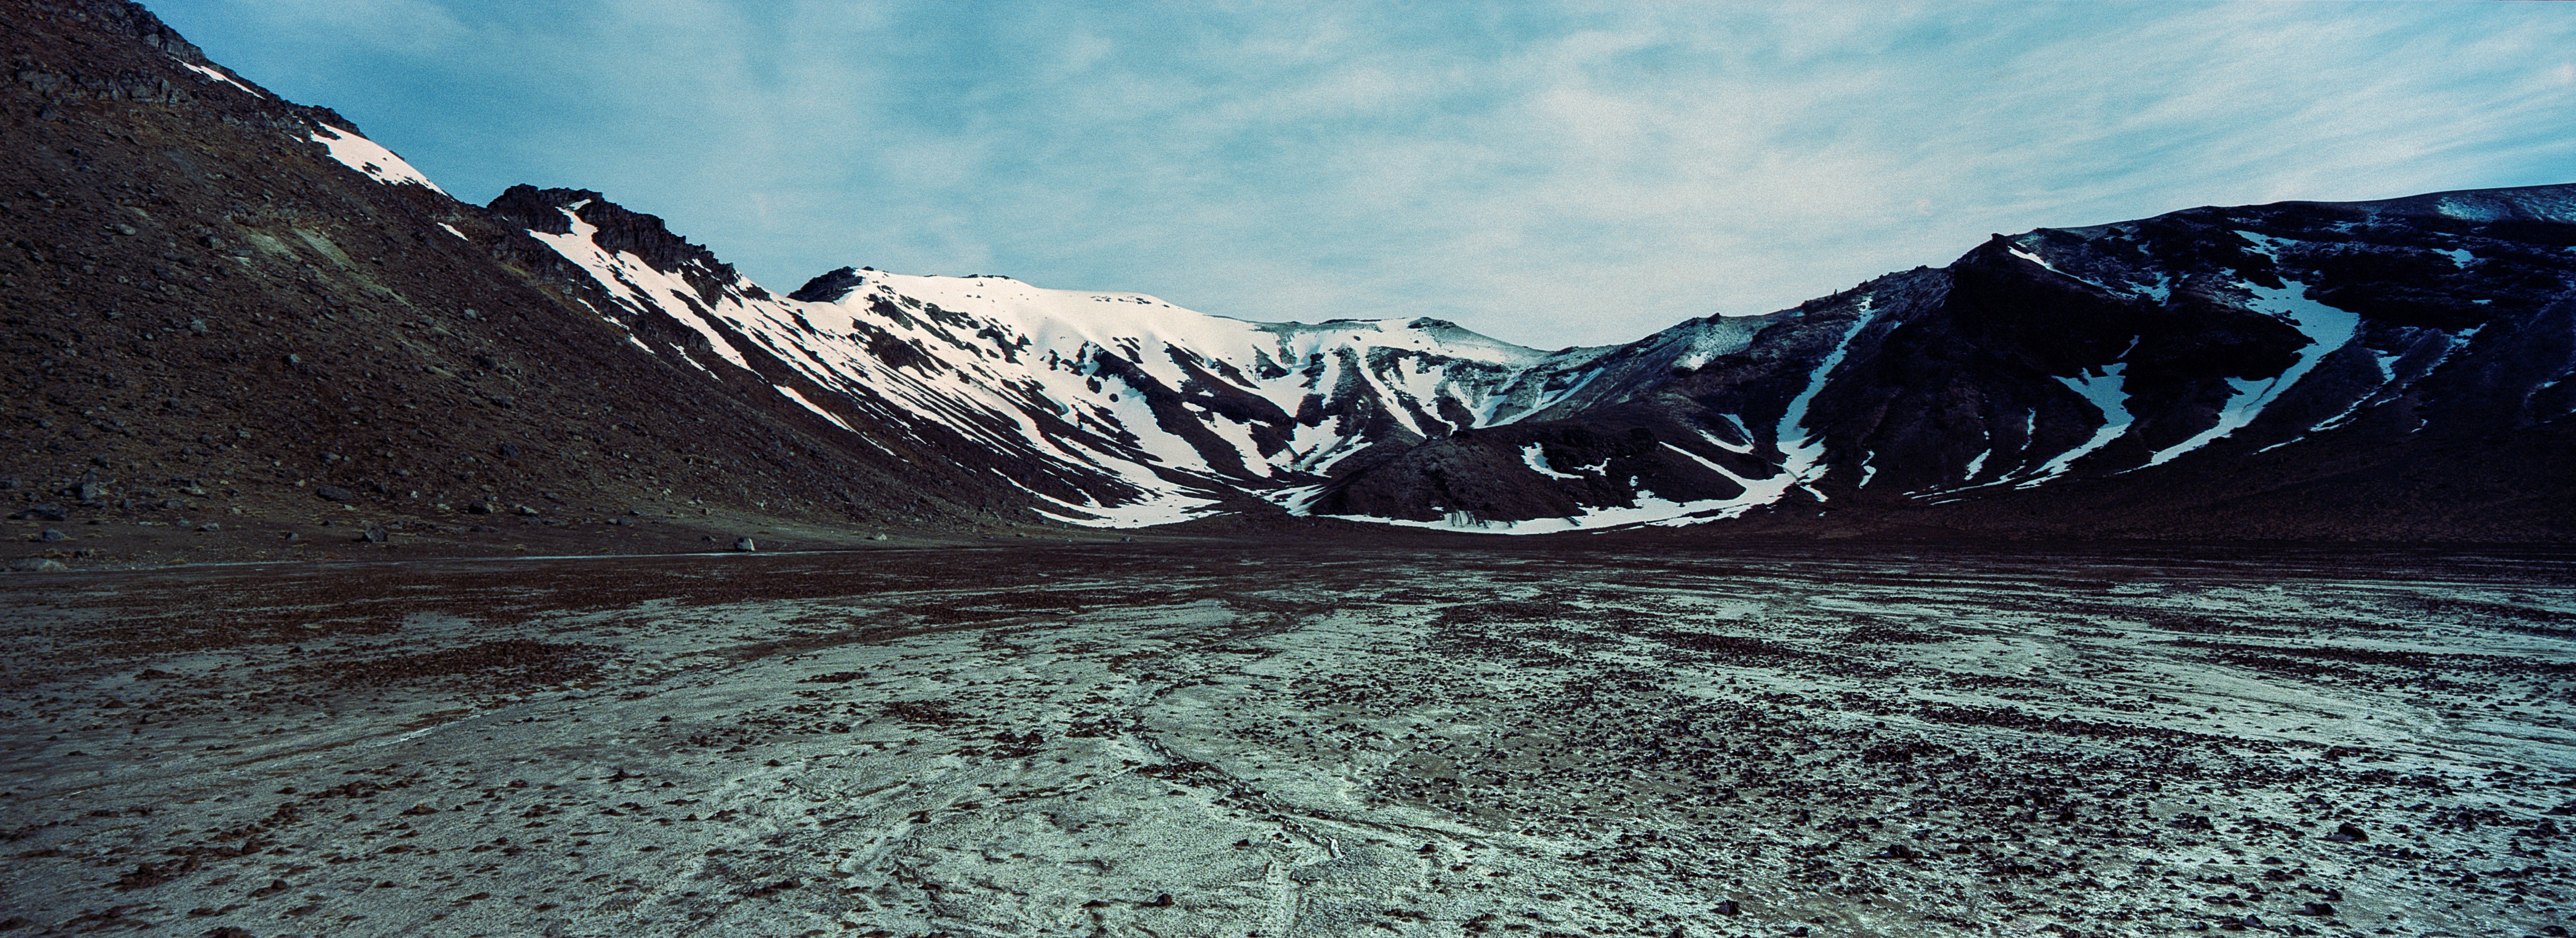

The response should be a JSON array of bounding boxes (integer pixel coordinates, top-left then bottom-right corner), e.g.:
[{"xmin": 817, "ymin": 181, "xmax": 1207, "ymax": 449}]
[
  {"xmin": 488, "ymin": 185, "xmax": 1668, "ymax": 526},
  {"xmin": 464, "ymin": 171, "xmax": 2576, "ymax": 533},
  {"xmin": 14, "ymin": 0, "xmax": 2569, "ymax": 545},
  {"xmin": 298, "ymin": 108, "xmax": 2576, "ymax": 536}
]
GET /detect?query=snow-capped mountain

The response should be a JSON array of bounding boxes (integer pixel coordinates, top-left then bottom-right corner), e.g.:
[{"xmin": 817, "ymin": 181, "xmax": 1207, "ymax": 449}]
[
  {"xmin": 9, "ymin": 0, "xmax": 2570, "ymax": 542},
  {"xmin": 480, "ymin": 179, "xmax": 2576, "ymax": 536},
  {"xmin": 486, "ymin": 185, "xmax": 1653, "ymax": 527},
  {"xmin": 1311, "ymin": 185, "xmax": 2576, "ymax": 536}
]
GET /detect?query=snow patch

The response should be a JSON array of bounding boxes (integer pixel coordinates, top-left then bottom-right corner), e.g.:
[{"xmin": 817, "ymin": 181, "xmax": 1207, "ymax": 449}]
[
  {"xmin": 308, "ymin": 124, "xmax": 446, "ymax": 195},
  {"xmin": 1773, "ymin": 299, "xmax": 1876, "ymax": 499},
  {"xmin": 1521, "ymin": 444, "xmax": 1586, "ymax": 481},
  {"xmin": 178, "ymin": 62, "xmax": 261, "ymax": 97},
  {"xmin": 2143, "ymin": 282, "xmax": 2359, "ymax": 467},
  {"xmin": 2015, "ymin": 362, "xmax": 2132, "ymax": 489},
  {"xmin": 774, "ymin": 385, "xmax": 857, "ymax": 434},
  {"xmin": 1024, "ymin": 486, "xmax": 1221, "ymax": 529}
]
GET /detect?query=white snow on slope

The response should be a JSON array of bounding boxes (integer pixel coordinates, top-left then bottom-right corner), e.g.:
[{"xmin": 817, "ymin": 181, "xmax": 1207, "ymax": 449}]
[
  {"xmin": 1308, "ymin": 442, "xmax": 1800, "ymax": 536},
  {"xmin": 1521, "ymin": 444, "xmax": 1584, "ymax": 481},
  {"xmin": 2016, "ymin": 363, "xmax": 2133, "ymax": 489},
  {"xmin": 518, "ymin": 211, "xmax": 1634, "ymax": 524},
  {"xmin": 2144, "ymin": 283, "xmax": 2359, "ymax": 467},
  {"xmin": 309, "ymin": 124, "xmax": 446, "ymax": 195},
  {"xmin": 525, "ymin": 209, "xmax": 752, "ymax": 372},
  {"xmin": 1773, "ymin": 299, "xmax": 1875, "ymax": 499},
  {"xmin": 178, "ymin": 62, "xmax": 261, "ymax": 97}
]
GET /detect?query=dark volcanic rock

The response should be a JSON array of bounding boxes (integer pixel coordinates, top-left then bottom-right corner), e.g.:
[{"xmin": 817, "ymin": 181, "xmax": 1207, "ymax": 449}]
[{"xmin": 0, "ymin": 0, "xmax": 1049, "ymax": 545}]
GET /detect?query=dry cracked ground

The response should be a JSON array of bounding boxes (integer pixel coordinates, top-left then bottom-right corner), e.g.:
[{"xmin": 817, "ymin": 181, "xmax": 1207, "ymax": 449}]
[{"xmin": 0, "ymin": 542, "xmax": 2571, "ymax": 938}]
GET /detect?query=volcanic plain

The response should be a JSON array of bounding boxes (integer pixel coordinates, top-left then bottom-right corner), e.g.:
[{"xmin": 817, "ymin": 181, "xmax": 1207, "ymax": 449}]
[{"xmin": 1, "ymin": 542, "xmax": 2571, "ymax": 938}]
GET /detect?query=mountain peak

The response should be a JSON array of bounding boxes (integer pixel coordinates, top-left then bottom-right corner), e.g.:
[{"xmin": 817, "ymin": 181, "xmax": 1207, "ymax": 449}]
[{"xmin": 789, "ymin": 266, "xmax": 868, "ymax": 304}]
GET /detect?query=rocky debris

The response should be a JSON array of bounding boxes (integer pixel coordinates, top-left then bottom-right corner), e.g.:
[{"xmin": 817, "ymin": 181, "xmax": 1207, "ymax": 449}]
[
  {"xmin": 733, "ymin": 537, "xmax": 756, "ymax": 552},
  {"xmin": 465, "ymin": 501, "xmax": 494, "ymax": 515},
  {"xmin": 8, "ymin": 558, "xmax": 68, "ymax": 572},
  {"xmin": 359, "ymin": 525, "xmax": 388, "ymax": 543},
  {"xmin": 36, "ymin": 529, "xmax": 67, "ymax": 542},
  {"xmin": 314, "ymin": 486, "xmax": 354, "ymax": 503},
  {"xmin": 18, "ymin": 505, "xmax": 69, "ymax": 522}
]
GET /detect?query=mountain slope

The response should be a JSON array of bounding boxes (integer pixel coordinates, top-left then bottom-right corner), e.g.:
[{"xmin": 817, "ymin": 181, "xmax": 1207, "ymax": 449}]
[
  {"xmin": 7, "ymin": 0, "xmax": 2570, "ymax": 549},
  {"xmin": 0, "ymin": 0, "xmax": 1060, "ymax": 552},
  {"xmin": 1308, "ymin": 186, "xmax": 2576, "ymax": 538}
]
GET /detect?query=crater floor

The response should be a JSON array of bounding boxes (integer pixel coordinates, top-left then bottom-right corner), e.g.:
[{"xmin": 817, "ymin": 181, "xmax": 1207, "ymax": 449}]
[{"xmin": 1, "ymin": 543, "xmax": 2570, "ymax": 937}]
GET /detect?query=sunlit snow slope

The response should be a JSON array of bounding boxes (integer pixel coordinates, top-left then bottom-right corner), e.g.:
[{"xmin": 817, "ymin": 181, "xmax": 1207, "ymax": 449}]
[
  {"xmin": 493, "ymin": 188, "xmax": 1666, "ymax": 526},
  {"xmin": 487, "ymin": 184, "xmax": 2576, "ymax": 534}
]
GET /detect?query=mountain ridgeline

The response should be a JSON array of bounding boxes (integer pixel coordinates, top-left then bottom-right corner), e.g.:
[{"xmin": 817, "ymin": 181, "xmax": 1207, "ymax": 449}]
[{"xmin": 7, "ymin": 0, "xmax": 2573, "ymax": 543}]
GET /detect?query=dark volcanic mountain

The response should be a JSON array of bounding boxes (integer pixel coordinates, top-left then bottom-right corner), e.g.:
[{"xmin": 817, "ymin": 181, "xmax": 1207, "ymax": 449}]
[
  {"xmin": 6, "ymin": 0, "xmax": 2572, "ymax": 550},
  {"xmin": 1314, "ymin": 188, "xmax": 2576, "ymax": 541}
]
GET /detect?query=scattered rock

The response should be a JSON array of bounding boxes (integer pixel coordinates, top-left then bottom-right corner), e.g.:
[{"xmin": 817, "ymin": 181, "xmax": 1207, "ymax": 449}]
[
  {"xmin": 77, "ymin": 480, "xmax": 106, "ymax": 501},
  {"xmin": 315, "ymin": 486, "xmax": 353, "ymax": 502},
  {"xmin": 24, "ymin": 504, "xmax": 68, "ymax": 522},
  {"xmin": 37, "ymin": 529, "xmax": 66, "ymax": 542},
  {"xmin": 1714, "ymin": 900, "xmax": 1740, "ymax": 916},
  {"xmin": 869, "ymin": 533, "xmax": 889, "ymax": 541},
  {"xmin": 361, "ymin": 525, "xmax": 388, "ymax": 543},
  {"xmin": 400, "ymin": 802, "xmax": 440, "ymax": 816},
  {"xmin": 465, "ymin": 501, "xmax": 494, "ymax": 515},
  {"xmin": 198, "ymin": 522, "xmax": 221, "ymax": 532},
  {"xmin": 734, "ymin": 537, "xmax": 756, "ymax": 552},
  {"xmin": 514, "ymin": 504, "xmax": 539, "ymax": 516},
  {"xmin": 9, "ymin": 558, "xmax": 68, "ymax": 572}
]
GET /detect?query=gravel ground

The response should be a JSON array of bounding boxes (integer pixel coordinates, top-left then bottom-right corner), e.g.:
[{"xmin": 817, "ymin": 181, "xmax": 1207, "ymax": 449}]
[{"xmin": 0, "ymin": 543, "xmax": 2570, "ymax": 937}]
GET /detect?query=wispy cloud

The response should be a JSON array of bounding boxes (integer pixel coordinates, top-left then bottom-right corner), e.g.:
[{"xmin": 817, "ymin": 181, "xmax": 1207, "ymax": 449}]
[{"xmin": 156, "ymin": 0, "xmax": 2576, "ymax": 346}]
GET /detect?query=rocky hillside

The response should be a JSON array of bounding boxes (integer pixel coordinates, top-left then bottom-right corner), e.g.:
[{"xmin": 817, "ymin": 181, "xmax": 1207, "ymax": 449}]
[
  {"xmin": 5, "ymin": 0, "xmax": 2569, "ymax": 550},
  {"xmin": 1308, "ymin": 187, "xmax": 2576, "ymax": 540},
  {"xmin": 1, "ymin": 0, "xmax": 1074, "ymax": 561}
]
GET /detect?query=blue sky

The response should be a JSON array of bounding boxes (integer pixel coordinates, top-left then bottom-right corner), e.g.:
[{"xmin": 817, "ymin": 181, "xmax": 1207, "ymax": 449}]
[{"xmin": 153, "ymin": 1, "xmax": 2576, "ymax": 347}]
